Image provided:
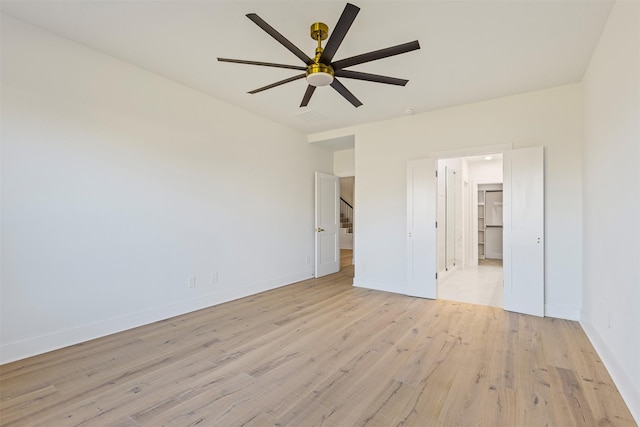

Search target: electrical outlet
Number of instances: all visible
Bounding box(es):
[211,272,218,284]
[188,276,196,288]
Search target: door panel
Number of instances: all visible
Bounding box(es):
[315,172,340,277]
[406,159,437,298]
[503,147,544,316]
[485,226,503,260]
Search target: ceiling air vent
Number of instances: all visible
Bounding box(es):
[294,110,328,123]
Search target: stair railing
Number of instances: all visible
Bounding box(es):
[340,197,353,233]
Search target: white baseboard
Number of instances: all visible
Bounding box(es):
[352,280,406,296]
[544,303,581,320]
[580,311,640,425]
[0,270,313,365]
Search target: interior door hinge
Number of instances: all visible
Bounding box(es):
[435,170,438,178]
[435,273,438,279]
[435,221,438,228]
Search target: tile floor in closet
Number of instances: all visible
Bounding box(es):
[438,258,503,308]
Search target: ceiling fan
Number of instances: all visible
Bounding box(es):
[217,3,420,108]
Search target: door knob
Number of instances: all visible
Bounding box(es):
[317,228,325,232]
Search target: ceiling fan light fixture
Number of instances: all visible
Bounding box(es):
[306,63,334,87]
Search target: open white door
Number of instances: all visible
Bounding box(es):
[503,147,544,316]
[407,159,437,298]
[315,172,340,277]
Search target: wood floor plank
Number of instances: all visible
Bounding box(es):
[0,259,635,426]
[514,314,557,426]
[433,305,497,425]
[271,298,428,425]
[559,320,636,426]
[130,373,258,426]
[475,308,517,427]
[0,385,58,418]
[349,379,416,427]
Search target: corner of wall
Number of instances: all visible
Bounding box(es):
[580,311,640,423]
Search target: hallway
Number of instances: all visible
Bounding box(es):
[437,259,503,308]
[340,249,353,273]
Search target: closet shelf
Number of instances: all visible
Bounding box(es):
[478,186,503,261]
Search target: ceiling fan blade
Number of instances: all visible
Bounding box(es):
[248,73,306,94]
[319,3,360,64]
[246,13,314,65]
[334,69,409,86]
[331,40,421,70]
[300,85,317,107]
[330,79,362,108]
[218,58,306,71]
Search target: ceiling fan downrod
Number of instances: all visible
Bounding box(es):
[307,22,334,87]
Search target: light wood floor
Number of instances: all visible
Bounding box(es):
[1,252,635,426]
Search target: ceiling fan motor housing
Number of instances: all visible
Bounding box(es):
[307,63,334,86]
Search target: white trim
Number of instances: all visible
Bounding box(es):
[429,143,513,160]
[308,130,356,144]
[580,311,640,424]
[0,270,313,364]
[352,281,409,296]
[544,303,580,321]
[437,264,459,283]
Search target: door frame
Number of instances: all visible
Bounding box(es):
[410,143,545,316]
[335,174,355,267]
[431,144,511,281]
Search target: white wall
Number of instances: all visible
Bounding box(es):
[333,148,355,177]
[467,159,503,184]
[0,15,332,363]
[316,84,583,320]
[581,1,640,421]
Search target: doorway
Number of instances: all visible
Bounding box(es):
[339,176,355,274]
[339,177,354,251]
[436,155,504,308]
[407,146,544,316]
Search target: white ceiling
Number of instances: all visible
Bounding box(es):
[1,1,613,135]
